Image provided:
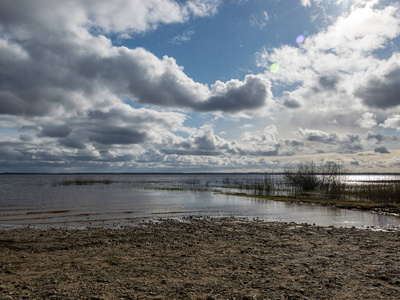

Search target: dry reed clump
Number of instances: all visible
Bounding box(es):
[234,173,276,196]
[52,177,113,186]
[347,182,400,203]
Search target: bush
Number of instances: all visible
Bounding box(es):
[284,161,320,191]
[284,161,345,196]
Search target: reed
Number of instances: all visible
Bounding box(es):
[347,182,400,203]
[53,177,114,186]
[283,162,400,204]
[233,173,276,196]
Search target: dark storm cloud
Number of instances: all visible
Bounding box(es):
[195,75,271,113]
[0,143,25,161]
[58,136,86,149]
[39,125,72,138]
[87,127,147,145]
[366,132,385,143]
[355,66,400,109]
[374,146,390,154]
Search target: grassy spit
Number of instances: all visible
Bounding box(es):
[235,161,400,214]
[225,193,400,215]
[149,162,400,215]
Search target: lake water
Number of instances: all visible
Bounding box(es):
[1,174,400,230]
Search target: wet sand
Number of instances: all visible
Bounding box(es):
[1,217,400,299]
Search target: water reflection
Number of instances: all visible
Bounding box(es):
[0,174,400,230]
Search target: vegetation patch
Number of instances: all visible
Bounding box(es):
[52,178,114,186]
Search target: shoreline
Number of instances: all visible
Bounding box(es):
[148,187,400,216]
[1,217,400,299]
[229,193,400,216]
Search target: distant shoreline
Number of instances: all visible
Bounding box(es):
[2,172,400,175]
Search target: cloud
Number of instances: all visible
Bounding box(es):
[366,131,385,144]
[160,125,229,156]
[251,1,400,156]
[58,137,87,150]
[83,0,221,34]
[355,112,377,129]
[196,75,272,113]
[19,134,33,142]
[240,124,254,129]
[157,125,298,158]
[257,3,400,119]
[88,128,147,145]
[38,125,72,138]
[296,128,363,153]
[242,125,277,144]
[281,92,301,108]
[374,146,390,154]
[317,74,339,91]
[366,131,398,144]
[250,11,269,29]
[0,0,399,172]
[380,114,400,130]
[355,61,400,109]
[0,1,270,116]
[20,105,186,151]
[112,53,272,113]
[296,128,339,144]
[170,29,195,44]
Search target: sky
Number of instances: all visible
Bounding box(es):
[1,0,400,173]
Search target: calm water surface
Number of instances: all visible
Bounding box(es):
[1,174,400,230]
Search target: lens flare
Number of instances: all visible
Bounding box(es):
[270,63,280,73]
[296,34,305,44]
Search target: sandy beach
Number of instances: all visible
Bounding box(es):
[1,217,400,299]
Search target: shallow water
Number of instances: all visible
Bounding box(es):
[1,174,400,230]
